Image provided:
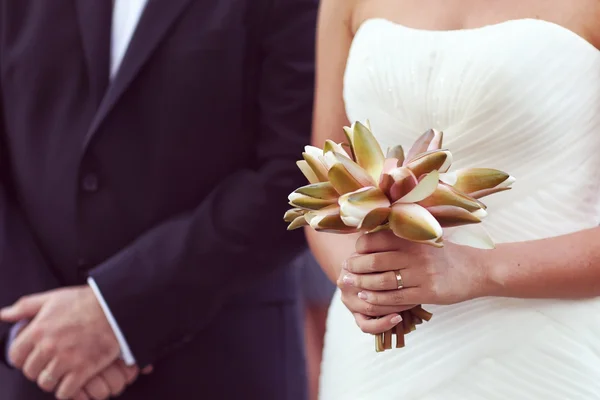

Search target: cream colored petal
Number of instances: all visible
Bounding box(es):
[406,149,453,177]
[288,192,337,210]
[287,215,309,230]
[386,145,405,166]
[351,121,385,182]
[302,152,329,182]
[395,170,439,204]
[405,129,435,162]
[469,187,511,199]
[426,205,482,227]
[283,208,306,223]
[444,225,495,249]
[441,168,515,198]
[339,187,390,227]
[382,157,400,174]
[304,145,323,160]
[296,160,320,184]
[295,182,339,199]
[359,207,391,231]
[389,203,443,242]
[418,182,485,212]
[306,205,358,233]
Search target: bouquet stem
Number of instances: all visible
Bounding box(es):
[375,305,433,352]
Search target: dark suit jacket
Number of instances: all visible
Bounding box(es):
[0,0,317,398]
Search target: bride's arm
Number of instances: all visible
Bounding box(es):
[342,226,600,317]
[306,0,360,282]
[483,227,600,299]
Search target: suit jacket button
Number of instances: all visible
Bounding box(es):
[82,173,99,192]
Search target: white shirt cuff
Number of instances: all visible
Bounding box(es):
[87,277,136,366]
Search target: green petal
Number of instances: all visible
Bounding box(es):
[418,183,485,212]
[406,150,453,177]
[441,168,514,197]
[389,203,443,242]
[283,208,306,222]
[295,182,339,199]
[426,205,482,227]
[339,187,390,227]
[288,193,337,210]
[323,140,351,159]
[328,164,364,195]
[332,152,376,186]
[287,215,309,230]
[395,170,439,204]
[359,207,391,230]
[302,152,328,182]
[343,126,356,160]
[296,160,319,184]
[352,121,385,182]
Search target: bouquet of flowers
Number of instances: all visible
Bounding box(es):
[284,121,514,351]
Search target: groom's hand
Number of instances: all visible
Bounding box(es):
[72,361,153,400]
[0,286,121,399]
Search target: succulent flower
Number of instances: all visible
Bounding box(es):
[285,121,514,249]
[285,120,515,352]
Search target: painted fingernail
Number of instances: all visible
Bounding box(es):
[358,292,368,300]
[390,315,403,324]
[342,274,354,286]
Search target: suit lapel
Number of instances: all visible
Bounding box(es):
[82,0,194,151]
[75,0,112,106]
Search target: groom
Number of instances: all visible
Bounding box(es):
[0,0,316,399]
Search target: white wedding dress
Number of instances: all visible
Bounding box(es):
[319,18,600,399]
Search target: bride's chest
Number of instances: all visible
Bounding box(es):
[343,19,600,174]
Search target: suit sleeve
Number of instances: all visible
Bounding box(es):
[0,133,62,366]
[89,0,318,367]
[0,8,63,367]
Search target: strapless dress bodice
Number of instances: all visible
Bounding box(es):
[344,18,600,243]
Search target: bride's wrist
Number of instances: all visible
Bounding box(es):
[473,245,508,298]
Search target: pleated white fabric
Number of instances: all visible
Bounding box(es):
[319,18,600,400]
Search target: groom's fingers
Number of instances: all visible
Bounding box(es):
[100,364,128,396]
[72,391,91,400]
[83,375,111,400]
[115,360,139,385]
[353,313,402,334]
[56,372,90,400]
[22,344,52,382]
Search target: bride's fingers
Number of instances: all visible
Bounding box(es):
[358,288,422,306]
[341,268,419,291]
[353,312,402,334]
[341,290,415,317]
[345,251,411,274]
[355,230,404,254]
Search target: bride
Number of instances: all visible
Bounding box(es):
[308,0,600,398]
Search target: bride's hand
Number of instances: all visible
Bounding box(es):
[337,268,415,334]
[342,230,487,310]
